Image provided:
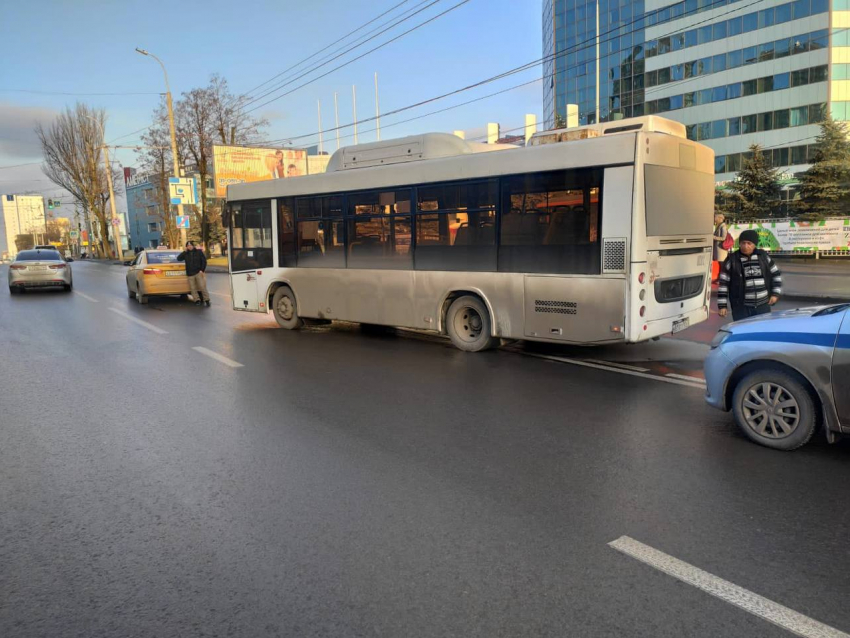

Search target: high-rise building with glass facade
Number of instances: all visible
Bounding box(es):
[544,0,834,180]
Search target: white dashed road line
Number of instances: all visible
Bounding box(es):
[75,291,99,303]
[665,373,707,385]
[107,308,168,335]
[609,536,850,638]
[191,346,243,368]
[583,359,650,373]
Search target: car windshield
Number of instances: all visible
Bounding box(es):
[812,303,850,317]
[146,252,181,264]
[15,250,62,261]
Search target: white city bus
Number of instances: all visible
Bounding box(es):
[225,115,714,351]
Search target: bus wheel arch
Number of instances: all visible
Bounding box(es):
[441,291,498,352]
[271,284,304,330]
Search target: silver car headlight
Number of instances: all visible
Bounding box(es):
[710,329,732,349]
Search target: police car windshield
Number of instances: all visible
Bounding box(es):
[812,304,850,317]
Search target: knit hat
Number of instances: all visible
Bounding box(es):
[738,229,759,246]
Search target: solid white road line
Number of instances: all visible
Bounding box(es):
[609,536,850,638]
[520,352,706,389]
[665,373,707,385]
[75,291,99,303]
[107,308,168,335]
[191,346,243,368]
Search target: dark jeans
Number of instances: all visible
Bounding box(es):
[731,303,771,322]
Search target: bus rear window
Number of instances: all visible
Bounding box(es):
[147,252,181,264]
[645,165,713,236]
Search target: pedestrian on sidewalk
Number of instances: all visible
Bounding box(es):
[712,213,730,283]
[177,241,211,307]
[717,229,782,321]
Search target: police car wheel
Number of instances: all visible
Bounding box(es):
[732,368,817,451]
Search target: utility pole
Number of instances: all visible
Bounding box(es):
[334,92,341,151]
[317,100,324,155]
[136,47,187,247]
[84,115,123,260]
[352,85,359,145]
[375,72,381,141]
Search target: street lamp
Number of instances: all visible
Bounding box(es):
[84,115,123,261]
[135,47,187,246]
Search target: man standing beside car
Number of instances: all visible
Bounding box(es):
[717,229,782,321]
[177,241,210,307]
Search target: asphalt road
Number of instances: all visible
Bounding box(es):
[1,261,849,638]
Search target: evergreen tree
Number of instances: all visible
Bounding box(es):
[726,143,781,220]
[796,117,850,221]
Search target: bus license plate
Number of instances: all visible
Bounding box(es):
[165,271,184,277]
[672,318,689,333]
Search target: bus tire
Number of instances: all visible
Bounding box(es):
[446,295,497,352]
[272,287,303,330]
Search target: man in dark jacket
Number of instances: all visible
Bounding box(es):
[717,229,782,321]
[177,241,210,307]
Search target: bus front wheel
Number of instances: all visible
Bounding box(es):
[446,295,497,352]
[273,287,304,330]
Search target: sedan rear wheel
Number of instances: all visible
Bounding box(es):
[136,284,148,305]
[732,369,817,451]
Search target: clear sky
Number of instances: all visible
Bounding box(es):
[0,0,543,210]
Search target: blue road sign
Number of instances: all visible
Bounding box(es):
[176,215,190,229]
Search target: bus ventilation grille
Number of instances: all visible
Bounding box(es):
[535,300,577,315]
[603,238,627,273]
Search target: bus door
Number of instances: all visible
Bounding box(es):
[229,200,272,312]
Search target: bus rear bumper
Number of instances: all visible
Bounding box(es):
[632,304,709,342]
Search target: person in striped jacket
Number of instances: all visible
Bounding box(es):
[717,229,783,321]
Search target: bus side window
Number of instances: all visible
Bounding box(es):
[278,197,296,267]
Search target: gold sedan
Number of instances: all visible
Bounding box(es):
[125,249,191,304]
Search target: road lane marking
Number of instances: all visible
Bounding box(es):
[209,291,230,298]
[583,359,650,373]
[665,373,707,385]
[191,346,243,368]
[75,291,98,303]
[518,351,706,389]
[609,536,850,638]
[107,308,168,335]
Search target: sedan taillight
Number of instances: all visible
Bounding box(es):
[10,265,26,270]
[142,268,161,275]
[49,264,66,270]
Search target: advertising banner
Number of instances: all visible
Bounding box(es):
[212,145,308,198]
[727,219,850,252]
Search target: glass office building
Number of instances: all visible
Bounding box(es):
[544,0,835,180]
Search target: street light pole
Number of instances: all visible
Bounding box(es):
[136,47,187,247]
[84,115,123,261]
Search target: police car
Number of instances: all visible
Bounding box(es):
[704,304,849,450]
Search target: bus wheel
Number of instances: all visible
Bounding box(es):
[447,295,496,352]
[273,287,303,330]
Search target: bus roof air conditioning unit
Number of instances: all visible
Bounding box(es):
[326,133,509,172]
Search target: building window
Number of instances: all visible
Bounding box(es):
[147,222,159,233]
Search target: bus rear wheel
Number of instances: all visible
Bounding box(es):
[446,295,497,352]
[273,287,303,330]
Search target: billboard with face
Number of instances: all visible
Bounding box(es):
[212,146,308,198]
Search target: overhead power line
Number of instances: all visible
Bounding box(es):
[0,89,162,96]
[237,0,417,102]
[243,0,472,114]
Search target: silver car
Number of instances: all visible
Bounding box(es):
[704,304,850,450]
[8,249,73,293]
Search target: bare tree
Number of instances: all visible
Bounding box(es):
[36,103,119,259]
[176,75,267,255]
[137,101,182,249]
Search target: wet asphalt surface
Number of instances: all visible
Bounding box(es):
[1,261,849,638]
